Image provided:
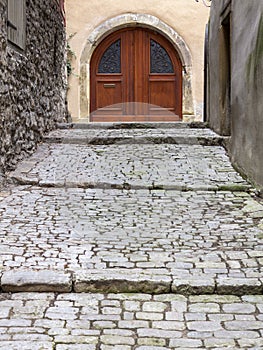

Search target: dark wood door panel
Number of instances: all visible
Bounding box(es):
[96,80,123,112]
[149,80,177,115]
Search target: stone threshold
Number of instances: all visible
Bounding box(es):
[1,270,262,296]
[57,121,209,130]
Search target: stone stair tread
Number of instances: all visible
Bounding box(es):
[44,126,228,147]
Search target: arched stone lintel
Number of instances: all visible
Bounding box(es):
[81,13,192,67]
[79,13,194,119]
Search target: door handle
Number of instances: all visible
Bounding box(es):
[104,84,116,88]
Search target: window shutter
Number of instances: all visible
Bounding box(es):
[8,0,25,50]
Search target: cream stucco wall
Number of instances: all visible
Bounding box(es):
[65,0,209,121]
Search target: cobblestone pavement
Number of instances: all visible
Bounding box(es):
[0,186,263,294]
[1,123,263,349]
[0,292,263,349]
[10,143,249,190]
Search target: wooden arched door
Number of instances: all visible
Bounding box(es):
[90,28,182,122]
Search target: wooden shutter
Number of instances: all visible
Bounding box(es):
[8,0,25,50]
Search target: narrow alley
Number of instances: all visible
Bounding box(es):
[0,122,263,349]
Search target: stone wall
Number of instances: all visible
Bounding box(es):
[208,0,263,190]
[0,0,67,174]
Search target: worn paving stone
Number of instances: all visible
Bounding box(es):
[0,293,261,349]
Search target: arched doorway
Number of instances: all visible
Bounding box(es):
[90,28,182,122]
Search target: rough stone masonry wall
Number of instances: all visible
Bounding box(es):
[208,0,263,191]
[0,0,66,174]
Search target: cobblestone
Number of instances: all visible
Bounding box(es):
[0,186,262,293]
[0,123,263,347]
[0,293,261,349]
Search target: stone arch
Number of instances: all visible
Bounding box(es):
[79,13,194,120]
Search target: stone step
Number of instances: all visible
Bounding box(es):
[1,268,263,295]
[44,126,228,146]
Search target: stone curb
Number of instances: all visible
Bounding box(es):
[9,176,251,192]
[73,276,171,294]
[1,270,263,295]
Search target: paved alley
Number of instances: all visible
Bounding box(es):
[0,122,263,349]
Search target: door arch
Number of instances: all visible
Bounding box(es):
[90,28,183,122]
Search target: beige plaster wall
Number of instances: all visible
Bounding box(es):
[65,0,209,121]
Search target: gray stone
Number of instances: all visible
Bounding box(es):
[100,335,135,346]
[222,303,256,314]
[169,339,203,348]
[217,278,262,295]
[187,321,222,332]
[189,303,220,313]
[142,302,167,312]
[224,320,263,330]
[172,278,215,295]
[0,342,53,350]
[204,338,236,348]
[1,270,72,292]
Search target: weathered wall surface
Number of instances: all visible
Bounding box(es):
[65,0,209,121]
[208,0,263,189]
[207,1,223,134]
[0,0,67,174]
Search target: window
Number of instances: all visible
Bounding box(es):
[98,39,121,74]
[150,39,174,73]
[7,0,26,50]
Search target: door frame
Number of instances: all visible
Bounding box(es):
[79,13,194,121]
